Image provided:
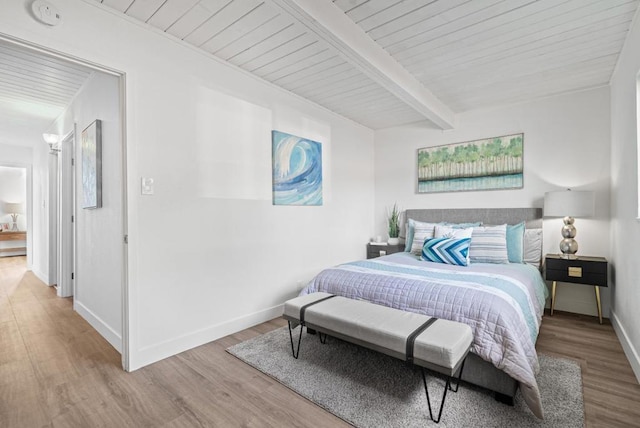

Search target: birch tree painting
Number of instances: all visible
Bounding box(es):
[417,134,523,193]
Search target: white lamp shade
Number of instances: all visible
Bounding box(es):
[42,133,60,144]
[544,190,594,218]
[4,202,24,214]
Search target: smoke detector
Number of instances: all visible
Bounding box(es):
[31,0,62,26]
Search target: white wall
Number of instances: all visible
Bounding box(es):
[46,72,123,352]
[0,143,32,165]
[0,0,374,369]
[610,10,640,382]
[374,87,611,317]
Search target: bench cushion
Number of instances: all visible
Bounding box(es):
[283,293,473,375]
[305,296,433,358]
[283,292,334,321]
[413,320,473,374]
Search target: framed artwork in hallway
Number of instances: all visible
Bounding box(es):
[81,119,102,209]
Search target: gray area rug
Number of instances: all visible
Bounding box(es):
[227,327,584,427]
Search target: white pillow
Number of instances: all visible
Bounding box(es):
[523,228,543,267]
[410,222,437,255]
[434,224,473,239]
[469,224,509,264]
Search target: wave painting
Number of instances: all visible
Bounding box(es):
[272,130,323,205]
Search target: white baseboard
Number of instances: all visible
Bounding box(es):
[610,309,640,384]
[31,267,50,285]
[130,304,283,371]
[75,300,122,353]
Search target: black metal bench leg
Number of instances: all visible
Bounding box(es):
[420,357,467,423]
[318,331,328,344]
[448,357,466,393]
[287,320,303,359]
[421,368,451,424]
[421,368,450,424]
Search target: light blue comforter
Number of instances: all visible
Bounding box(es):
[301,252,548,418]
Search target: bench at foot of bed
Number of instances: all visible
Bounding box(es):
[283,292,473,424]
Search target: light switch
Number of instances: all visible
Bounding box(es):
[141,177,154,195]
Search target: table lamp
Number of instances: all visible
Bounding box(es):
[4,202,24,231]
[544,189,594,259]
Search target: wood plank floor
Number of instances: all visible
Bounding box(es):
[1,256,639,427]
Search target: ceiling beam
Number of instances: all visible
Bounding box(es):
[269,0,456,129]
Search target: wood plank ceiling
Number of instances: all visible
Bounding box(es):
[0,40,93,146]
[334,0,639,112]
[93,0,639,129]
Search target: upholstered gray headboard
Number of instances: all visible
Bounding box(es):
[401,208,542,238]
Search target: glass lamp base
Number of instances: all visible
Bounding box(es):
[560,253,578,260]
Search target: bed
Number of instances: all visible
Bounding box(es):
[300,208,547,419]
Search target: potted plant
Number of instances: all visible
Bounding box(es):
[387,203,400,245]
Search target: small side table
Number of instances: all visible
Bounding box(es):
[544,254,608,324]
[367,243,404,259]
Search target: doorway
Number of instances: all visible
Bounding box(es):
[0,34,129,369]
[0,165,30,260]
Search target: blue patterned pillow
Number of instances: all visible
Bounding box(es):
[421,237,471,266]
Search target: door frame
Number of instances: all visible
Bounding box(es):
[0,163,32,266]
[48,154,58,286]
[0,33,130,371]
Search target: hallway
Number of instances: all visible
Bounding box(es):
[0,256,123,426]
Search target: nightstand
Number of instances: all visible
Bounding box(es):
[544,254,608,324]
[367,243,404,259]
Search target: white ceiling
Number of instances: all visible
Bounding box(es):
[0,0,637,149]
[336,0,639,112]
[0,39,93,148]
[90,0,639,129]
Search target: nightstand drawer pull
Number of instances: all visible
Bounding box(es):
[568,267,582,278]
